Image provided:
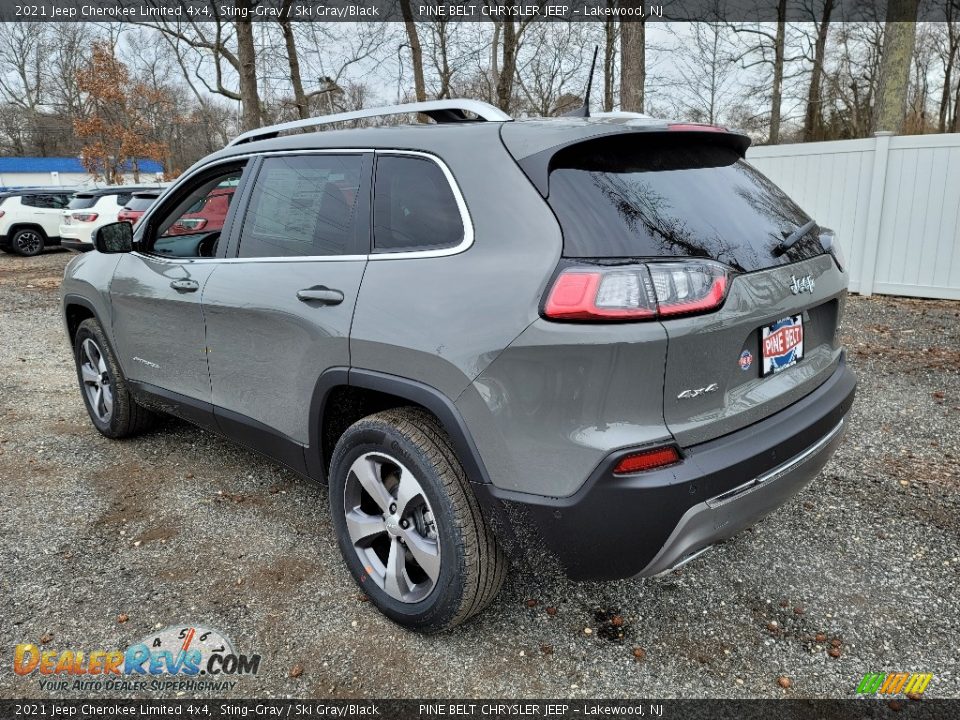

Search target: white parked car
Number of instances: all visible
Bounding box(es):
[0,188,77,256]
[60,185,165,252]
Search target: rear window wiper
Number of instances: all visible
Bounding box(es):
[775,219,817,255]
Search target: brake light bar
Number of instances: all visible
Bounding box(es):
[668,123,728,133]
[543,260,732,322]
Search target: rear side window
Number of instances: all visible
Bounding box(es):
[126,195,158,211]
[68,195,97,210]
[115,192,133,207]
[239,154,365,258]
[373,155,463,252]
[547,136,823,272]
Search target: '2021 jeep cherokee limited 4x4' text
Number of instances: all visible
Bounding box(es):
[61,100,856,632]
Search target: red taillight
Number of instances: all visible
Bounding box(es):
[543,268,656,320]
[176,218,207,231]
[543,260,732,322]
[72,213,99,222]
[0,210,4,218]
[668,123,728,133]
[614,446,681,474]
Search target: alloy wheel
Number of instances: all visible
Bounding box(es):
[343,452,441,604]
[15,231,42,255]
[80,338,114,423]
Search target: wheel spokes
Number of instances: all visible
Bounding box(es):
[394,469,422,518]
[345,508,387,545]
[351,456,394,514]
[401,528,441,582]
[384,537,411,600]
[80,363,99,385]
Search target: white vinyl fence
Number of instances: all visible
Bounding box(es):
[747,132,960,300]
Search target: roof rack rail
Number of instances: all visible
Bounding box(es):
[228,99,512,147]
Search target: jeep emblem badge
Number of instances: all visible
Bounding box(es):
[789,274,815,295]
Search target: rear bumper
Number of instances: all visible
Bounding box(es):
[479,353,856,581]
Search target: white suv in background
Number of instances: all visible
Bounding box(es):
[0,188,77,256]
[60,185,165,252]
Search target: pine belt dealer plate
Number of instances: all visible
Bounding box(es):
[761,315,804,375]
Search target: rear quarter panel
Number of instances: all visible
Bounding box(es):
[349,129,561,401]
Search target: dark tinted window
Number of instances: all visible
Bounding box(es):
[548,136,823,272]
[68,195,97,210]
[22,194,64,209]
[373,155,463,252]
[115,192,133,206]
[126,195,159,211]
[239,155,364,258]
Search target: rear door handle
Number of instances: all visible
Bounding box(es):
[170,279,200,292]
[297,286,344,305]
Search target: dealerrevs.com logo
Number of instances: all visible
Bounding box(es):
[14,625,260,693]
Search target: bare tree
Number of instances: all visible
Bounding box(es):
[670,22,738,124]
[873,0,920,132]
[603,13,618,111]
[802,0,835,140]
[620,10,645,111]
[400,0,427,103]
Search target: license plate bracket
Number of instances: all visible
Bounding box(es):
[761,315,804,376]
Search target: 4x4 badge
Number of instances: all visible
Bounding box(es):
[789,274,815,294]
[677,383,719,399]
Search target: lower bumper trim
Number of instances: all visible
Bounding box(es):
[636,418,847,577]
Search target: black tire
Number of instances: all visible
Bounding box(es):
[74,318,157,438]
[329,407,507,632]
[10,228,46,256]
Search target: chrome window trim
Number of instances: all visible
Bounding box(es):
[133,148,473,265]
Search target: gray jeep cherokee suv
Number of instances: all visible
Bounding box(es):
[61,99,856,632]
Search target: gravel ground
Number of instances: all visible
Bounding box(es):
[1,249,958,700]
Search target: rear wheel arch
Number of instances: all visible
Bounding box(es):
[308,369,492,489]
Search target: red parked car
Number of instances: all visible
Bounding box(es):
[165,186,234,236]
[117,190,163,226]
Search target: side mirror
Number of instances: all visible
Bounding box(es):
[93,222,133,254]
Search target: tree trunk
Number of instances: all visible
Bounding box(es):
[620,14,645,112]
[400,0,427,106]
[769,0,786,144]
[803,0,833,141]
[496,16,518,112]
[604,14,616,111]
[873,0,920,133]
[234,4,262,131]
[279,2,308,120]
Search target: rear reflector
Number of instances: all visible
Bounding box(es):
[543,260,732,322]
[613,446,681,474]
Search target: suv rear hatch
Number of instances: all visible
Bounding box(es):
[506,124,846,447]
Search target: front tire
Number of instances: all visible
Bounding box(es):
[329,408,506,632]
[73,318,157,438]
[10,228,45,256]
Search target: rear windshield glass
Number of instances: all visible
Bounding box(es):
[68,195,97,210]
[126,196,158,211]
[547,137,823,272]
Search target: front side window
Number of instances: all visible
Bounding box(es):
[373,155,463,252]
[146,165,244,258]
[238,154,365,258]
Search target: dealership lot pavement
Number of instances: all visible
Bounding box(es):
[1,250,958,699]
